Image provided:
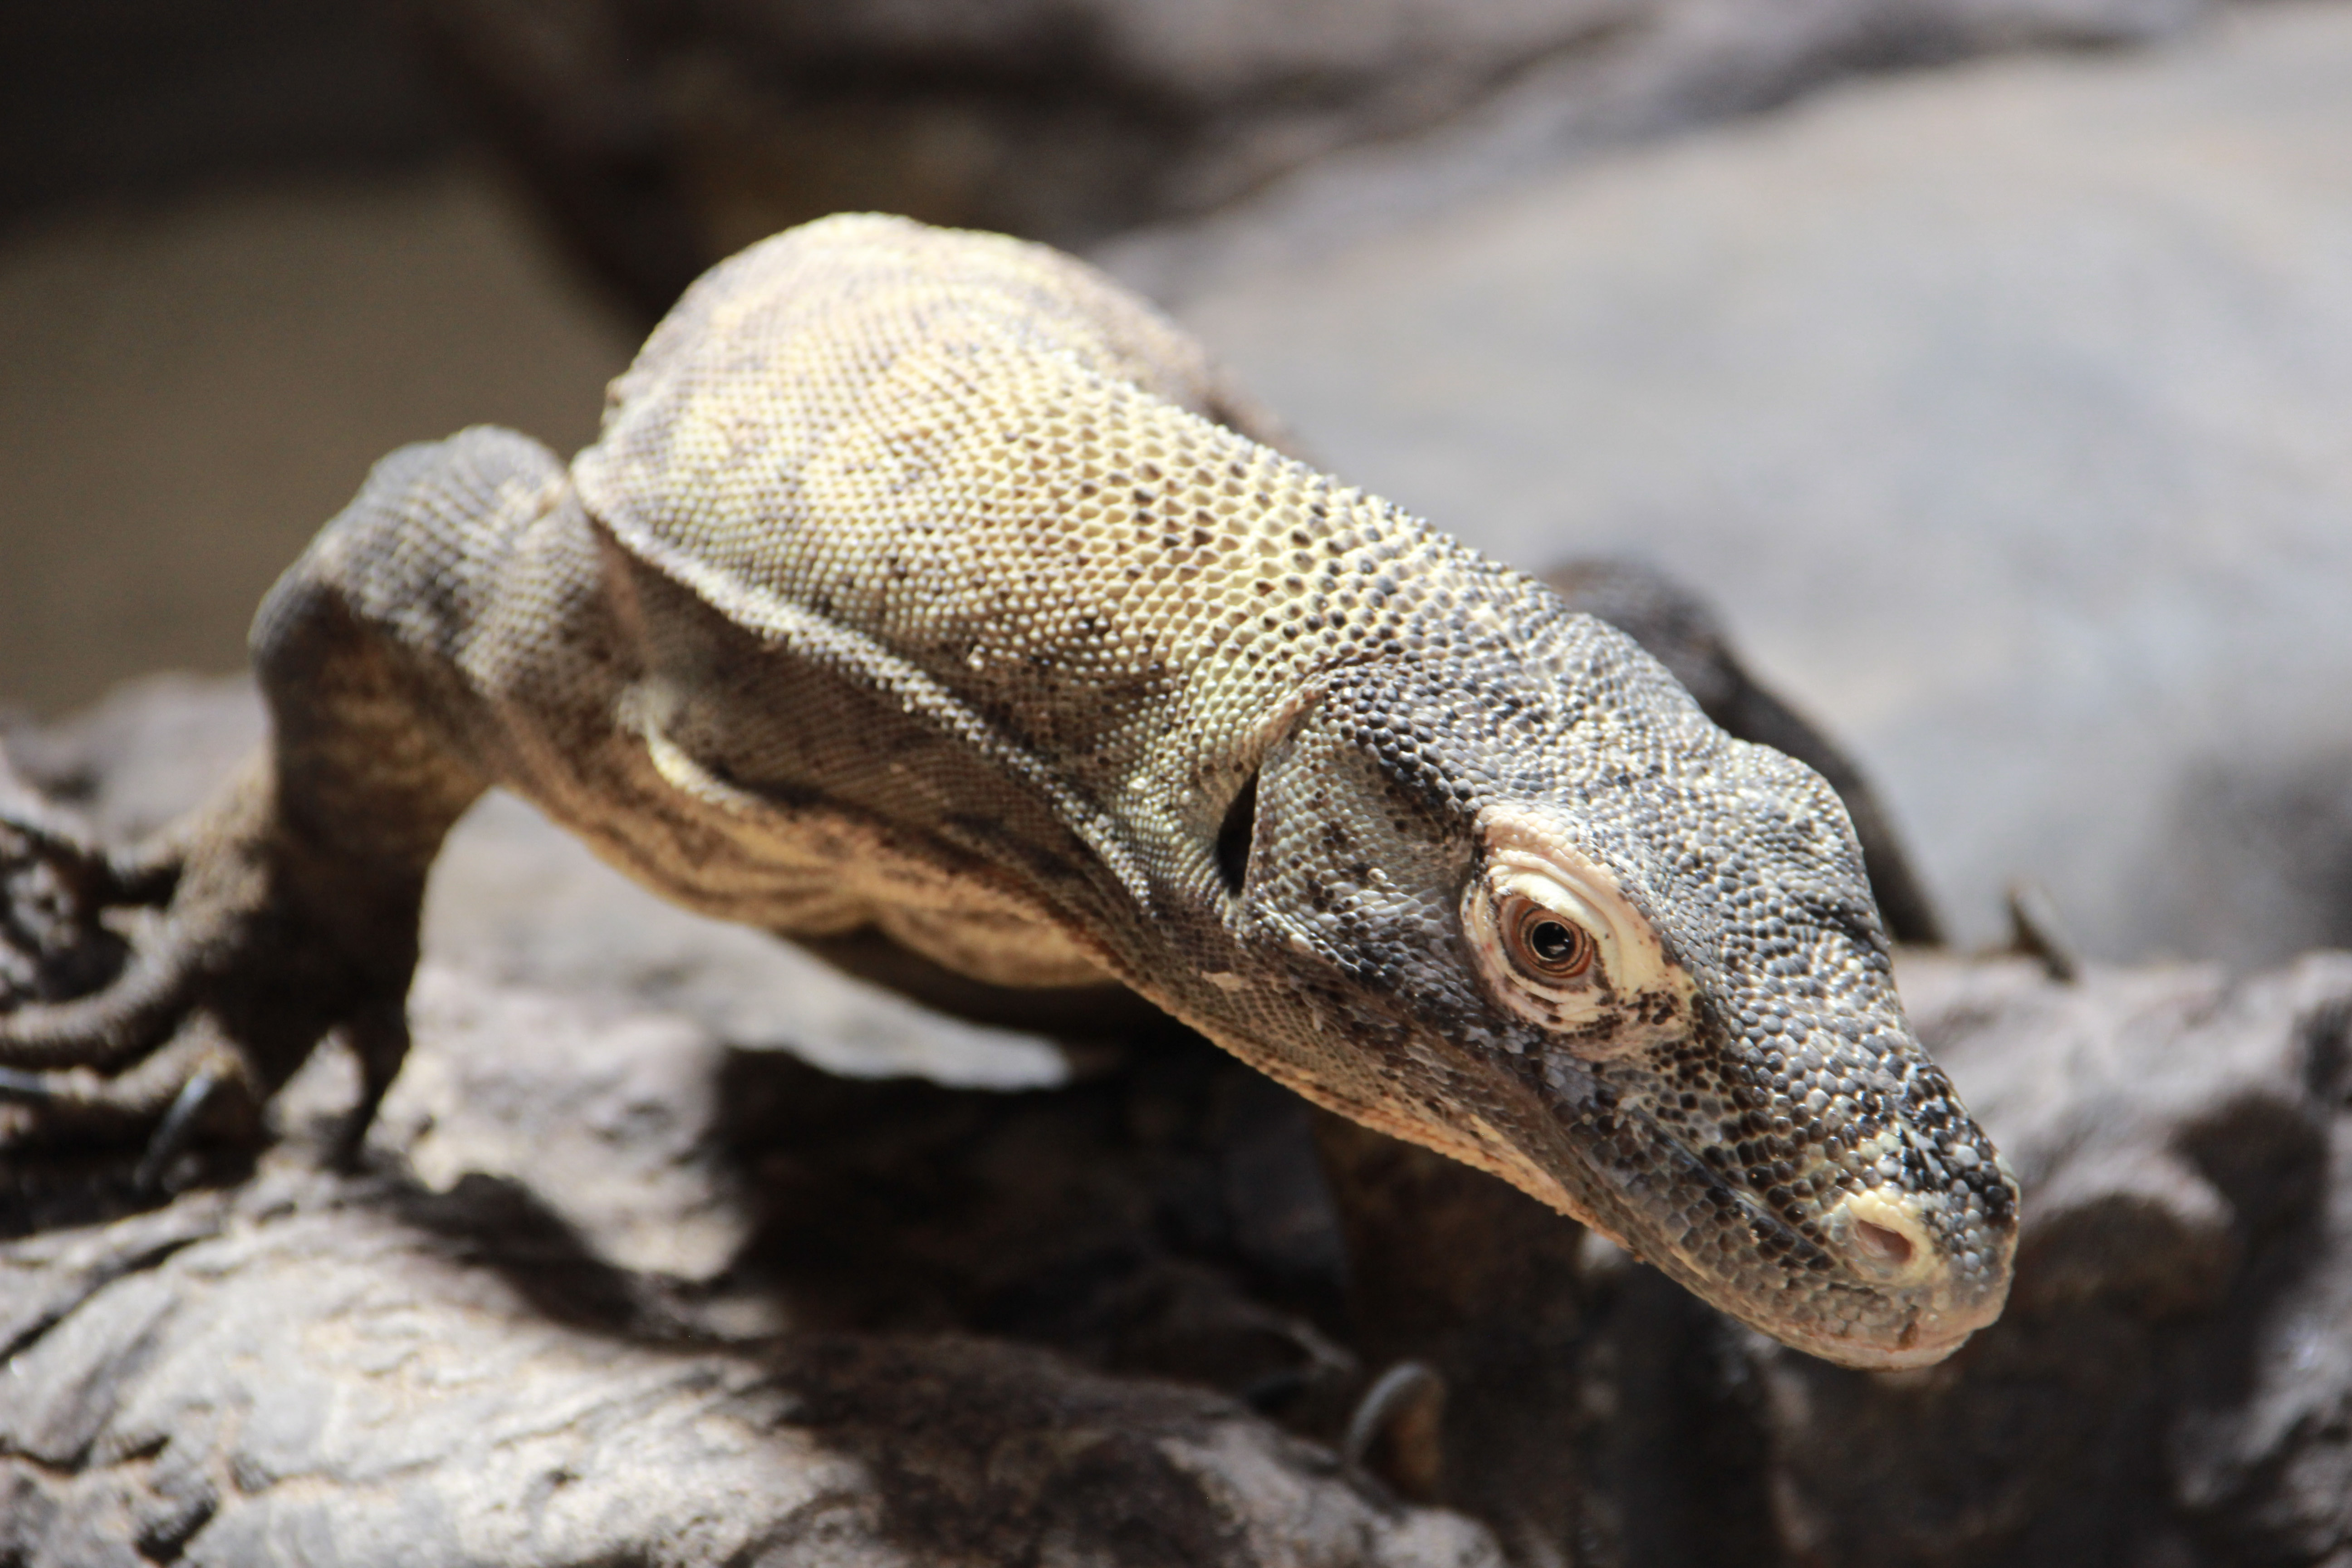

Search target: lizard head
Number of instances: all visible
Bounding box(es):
[1188,607,2017,1371]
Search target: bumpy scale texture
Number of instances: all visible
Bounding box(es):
[561,216,2016,1366]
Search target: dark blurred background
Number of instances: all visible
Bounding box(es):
[3,0,2349,962]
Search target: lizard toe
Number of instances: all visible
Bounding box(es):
[0,1011,263,1143]
[0,926,208,1071]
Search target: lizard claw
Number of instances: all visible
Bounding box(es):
[1343,1360,1447,1502]
[133,1066,230,1193]
[0,1011,262,1143]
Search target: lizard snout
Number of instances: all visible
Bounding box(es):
[1805,1181,2014,1368]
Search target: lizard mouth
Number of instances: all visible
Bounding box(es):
[1563,1097,2014,1371]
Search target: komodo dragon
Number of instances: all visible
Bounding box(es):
[0,214,2016,1370]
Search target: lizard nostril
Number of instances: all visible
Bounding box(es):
[1851,1218,1915,1268]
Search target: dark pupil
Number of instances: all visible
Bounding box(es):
[1528,920,1579,966]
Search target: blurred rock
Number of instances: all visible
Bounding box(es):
[0,674,265,840]
[2156,746,2352,972]
[413,0,2215,316]
[1155,2,2352,965]
[2171,1092,2352,1566]
[0,1174,1496,1568]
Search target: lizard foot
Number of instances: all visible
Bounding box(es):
[0,756,401,1187]
[0,773,261,1191]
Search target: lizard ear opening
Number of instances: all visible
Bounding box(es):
[1215,767,1260,899]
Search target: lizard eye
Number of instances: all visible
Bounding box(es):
[1500,894,1597,982]
[1464,807,1697,1049]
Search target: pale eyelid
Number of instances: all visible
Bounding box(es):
[1465,806,1696,1048]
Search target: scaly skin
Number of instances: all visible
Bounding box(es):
[0,215,2016,1367]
